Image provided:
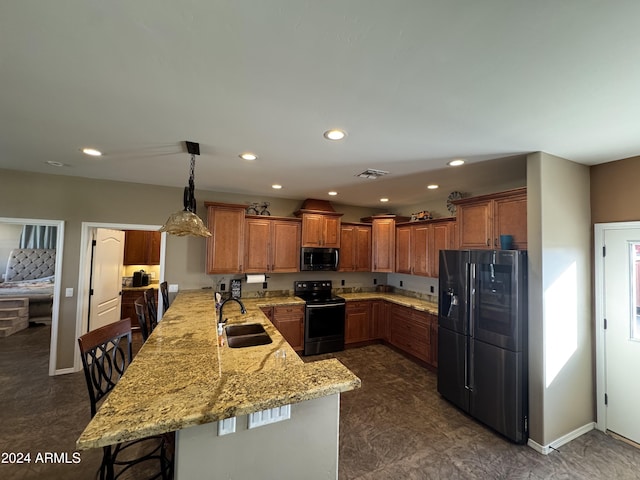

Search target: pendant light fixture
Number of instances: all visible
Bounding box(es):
[159,141,212,237]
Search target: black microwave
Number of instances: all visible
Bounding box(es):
[300,247,339,271]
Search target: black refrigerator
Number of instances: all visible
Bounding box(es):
[437,249,528,444]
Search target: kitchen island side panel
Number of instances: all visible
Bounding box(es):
[175,394,340,480]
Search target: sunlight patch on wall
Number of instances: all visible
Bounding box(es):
[544,261,578,388]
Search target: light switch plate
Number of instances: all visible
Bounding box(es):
[217,417,236,436]
[65,288,73,297]
[168,284,179,293]
[247,404,291,429]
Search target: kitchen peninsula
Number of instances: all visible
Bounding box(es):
[76,291,361,479]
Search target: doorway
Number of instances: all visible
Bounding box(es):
[75,222,166,372]
[595,221,640,445]
[0,217,65,376]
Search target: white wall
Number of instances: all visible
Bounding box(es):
[527,152,593,448]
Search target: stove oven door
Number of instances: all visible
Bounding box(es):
[304,303,346,355]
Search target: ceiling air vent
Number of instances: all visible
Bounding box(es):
[356,168,389,179]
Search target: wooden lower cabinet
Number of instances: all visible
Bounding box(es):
[389,304,430,363]
[345,301,371,344]
[370,300,388,341]
[271,305,304,351]
[121,289,158,326]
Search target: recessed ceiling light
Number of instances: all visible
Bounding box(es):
[380,198,389,203]
[328,191,338,196]
[82,147,102,157]
[323,129,346,141]
[448,159,465,167]
[272,184,282,189]
[239,152,257,161]
[427,184,439,190]
[46,161,65,167]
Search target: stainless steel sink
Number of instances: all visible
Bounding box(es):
[225,323,266,337]
[225,323,272,348]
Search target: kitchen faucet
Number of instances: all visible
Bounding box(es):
[218,297,247,325]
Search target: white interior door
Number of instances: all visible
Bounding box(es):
[89,228,125,331]
[604,227,640,444]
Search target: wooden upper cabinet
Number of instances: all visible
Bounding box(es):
[456,188,527,250]
[395,225,412,274]
[339,223,371,272]
[364,215,409,272]
[299,213,342,248]
[245,217,301,273]
[428,218,456,277]
[371,217,395,272]
[123,230,161,265]
[395,220,453,277]
[205,202,247,274]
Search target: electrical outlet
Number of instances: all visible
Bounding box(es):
[341,279,345,286]
[430,286,434,293]
[373,278,377,285]
[400,281,403,287]
[220,283,226,291]
[262,282,268,289]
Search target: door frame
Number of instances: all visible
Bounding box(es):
[75,222,166,372]
[594,221,640,432]
[0,217,65,376]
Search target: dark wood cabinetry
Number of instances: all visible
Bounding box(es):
[123,230,161,265]
[345,301,371,344]
[455,187,527,250]
[205,202,247,274]
[338,223,371,272]
[395,218,455,277]
[363,215,410,273]
[370,300,388,341]
[299,213,342,248]
[272,304,304,352]
[121,288,157,323]
[388,304,431,364]
[244,217,301,273]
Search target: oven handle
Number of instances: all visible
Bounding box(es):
[305,303,345,309]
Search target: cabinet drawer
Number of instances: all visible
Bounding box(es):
[392,316,430,344]
[273,305,304,319]
[391,330,429,361]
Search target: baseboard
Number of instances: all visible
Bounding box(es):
[53,366,76,376]
[527,422,596,455]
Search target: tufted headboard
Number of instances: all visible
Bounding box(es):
[4,249,56,282]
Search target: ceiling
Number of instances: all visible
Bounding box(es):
[1,1,639,210]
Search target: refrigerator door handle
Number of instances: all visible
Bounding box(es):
[467,340,474,392]
[469,263,476,339]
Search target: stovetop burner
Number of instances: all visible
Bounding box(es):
[294,280,345,305]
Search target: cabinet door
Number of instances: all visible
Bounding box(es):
[322,216,341,248]
[370,300,388,341]
[345,301,370,344]
[206,205,245,274]
[372,219,396,272]
[458,200,492,249]
[428,313,438,368]
[353,226,372,271]
[123,230,148,265]
[273,305,304,351]
[147,231,161,264]
[244,218,271,273]
[429,222,451,278]
[338,225,355,271]
[271,220,300,272]
[301,214,323,247]
[395,225,412,274]
[493,194,527,250]
[412,224,429,276]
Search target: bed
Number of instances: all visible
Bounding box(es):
[0,249,55,321]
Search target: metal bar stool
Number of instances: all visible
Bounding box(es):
[143,288,159,333]
[78,318,173,479]
[134,297,150,342]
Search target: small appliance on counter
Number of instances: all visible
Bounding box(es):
[132,270,150,287]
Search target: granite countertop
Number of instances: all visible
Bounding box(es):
[76,291,360,450]
[339,292,438,315]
